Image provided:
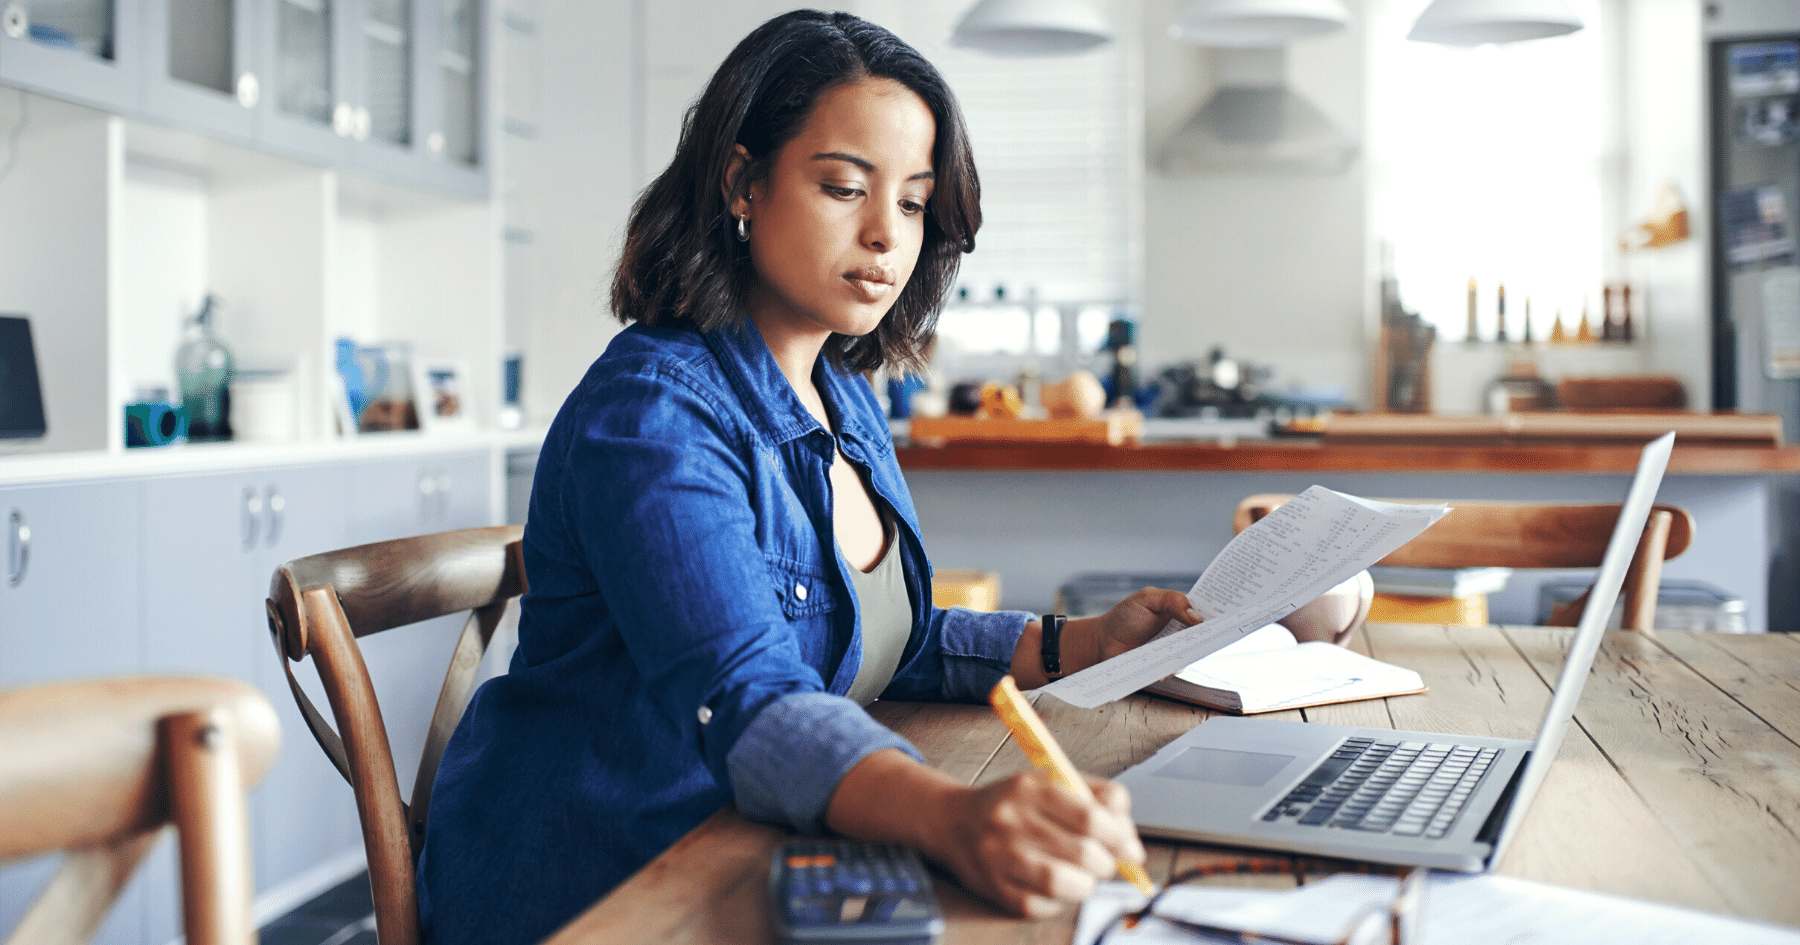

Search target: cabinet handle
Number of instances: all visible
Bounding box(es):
[419,471,438,523]
[264,485,285,548]
[427,131,446,160]
[7,509,27,588]
[242,486,263,552]
[236,71,260,109]
[353,106,372,141]
[2,5,25,41]
[333,102,355,137]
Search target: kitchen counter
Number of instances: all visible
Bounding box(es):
[894,438,1800,475]
[893,430,1791,630]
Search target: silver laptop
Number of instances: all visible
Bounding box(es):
[1115,432,1676,872]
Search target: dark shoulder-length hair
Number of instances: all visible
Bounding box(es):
[609,9,980,375]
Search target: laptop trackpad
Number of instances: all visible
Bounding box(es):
[1151,747,1295,787]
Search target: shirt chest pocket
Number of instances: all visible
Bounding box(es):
[765,554,838,618]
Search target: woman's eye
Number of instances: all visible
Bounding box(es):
[823,184,862,199]
[900,199,926,215]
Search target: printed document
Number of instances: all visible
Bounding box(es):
[1075,874,1800,944]
[1041,486,1448,708]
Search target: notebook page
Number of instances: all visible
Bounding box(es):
[1172,641,1425,714]
[1042,486,1447,708]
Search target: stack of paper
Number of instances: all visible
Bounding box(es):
[1368,566,1512,598]
[1043,486,1449,709]
[1075,874,1800,944]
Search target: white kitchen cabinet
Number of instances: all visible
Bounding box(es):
[0,477,146,945]
[136,463,363,945]
[0,441,510,944]
[340,449,492,827]
[0,0,144,113]
[2,0,489,196]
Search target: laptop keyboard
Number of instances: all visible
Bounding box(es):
[1260,737,1502,839]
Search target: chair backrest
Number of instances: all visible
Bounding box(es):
[263,525,525,945]
[0,676,279,945]
[1234,496,1695,630]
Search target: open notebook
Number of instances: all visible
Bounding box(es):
[1144,624,1425,714]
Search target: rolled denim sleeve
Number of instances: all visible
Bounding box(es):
[727,692,923,834]
[930,607,1032,702]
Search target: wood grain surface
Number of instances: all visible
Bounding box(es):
[544,629,1800,945]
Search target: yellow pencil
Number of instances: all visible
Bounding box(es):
[988,675,1156,896]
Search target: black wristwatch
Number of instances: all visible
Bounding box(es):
[1040,613,1066,678]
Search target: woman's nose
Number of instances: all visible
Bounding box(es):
[862,202,901,253]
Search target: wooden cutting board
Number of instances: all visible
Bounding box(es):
[906,411,1143,446]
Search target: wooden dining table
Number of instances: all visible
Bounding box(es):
[544,625,1800,944]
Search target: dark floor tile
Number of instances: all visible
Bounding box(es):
[257,918,352,945]
[287,871,376,923]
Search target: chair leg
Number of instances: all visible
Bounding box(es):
[163,708,255,945]
[8,831,158,945]
[1621,511,1674,632]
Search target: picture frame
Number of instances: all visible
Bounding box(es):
[413,359,473,433]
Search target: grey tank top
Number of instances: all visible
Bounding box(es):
[842,529,915,706]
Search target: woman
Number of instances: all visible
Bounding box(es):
[415,11,1200,944]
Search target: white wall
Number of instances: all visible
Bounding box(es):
[0,97,112,454]
[505,0,654,426]
[509,1,1726,419]
[1140,0,1372,404]
[1622,0,1711,409]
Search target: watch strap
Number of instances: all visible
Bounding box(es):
[1040,613,1066,678]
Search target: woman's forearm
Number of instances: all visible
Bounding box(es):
[823,748,965,858]
[1008,617,1102,691]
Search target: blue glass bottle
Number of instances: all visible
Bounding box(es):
[176,295,234,441]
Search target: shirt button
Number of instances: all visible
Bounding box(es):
[697,705,713,724]
[794,583,808,601]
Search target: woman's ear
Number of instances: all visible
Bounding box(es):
[721,144,753,218]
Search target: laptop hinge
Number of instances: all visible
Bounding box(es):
[1476,750,1531,845]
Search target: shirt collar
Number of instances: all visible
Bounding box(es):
[703,318,881,450]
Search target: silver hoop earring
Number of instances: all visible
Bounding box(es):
[736,215,749,242]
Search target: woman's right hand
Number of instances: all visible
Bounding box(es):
[924,769,1146,917]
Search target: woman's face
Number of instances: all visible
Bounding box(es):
[738,77,937,347]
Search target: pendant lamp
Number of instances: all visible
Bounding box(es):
[1169,0,1350,48]
[1407,0,1583,45]
[950,0,1114,56]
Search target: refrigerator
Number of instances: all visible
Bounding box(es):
[1710,35,1800,629]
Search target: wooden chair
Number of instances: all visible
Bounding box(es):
[0,675,279,945]
[263,525,527,945]
[1234,496,1694,631]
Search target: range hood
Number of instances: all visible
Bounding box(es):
[1156,47,1358,175]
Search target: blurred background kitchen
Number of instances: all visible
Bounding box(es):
[2,2,1799,941]
[4,0,1799,634]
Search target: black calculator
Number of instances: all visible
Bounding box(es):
[768,840,944,945]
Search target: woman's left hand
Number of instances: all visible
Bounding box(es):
[1012,587,1201,689]
[1090,587,1202,663]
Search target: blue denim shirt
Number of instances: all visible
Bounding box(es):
[415,320,1030,945]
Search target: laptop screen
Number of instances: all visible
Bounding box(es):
[1488,431,1675,865]
[0,315,48,440]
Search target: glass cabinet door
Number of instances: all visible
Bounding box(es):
[358,0,411,149]
[433,0,476,167]
[260,0,347,163]
[0,0,141,110]
[144,0,259,139]
[277,0,332,127]
[6,0,113,60]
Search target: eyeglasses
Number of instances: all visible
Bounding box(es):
[1089,858,1425,945]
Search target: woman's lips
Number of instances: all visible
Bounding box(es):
[844,266,896,304]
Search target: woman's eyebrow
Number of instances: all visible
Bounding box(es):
[811,151,935,181]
